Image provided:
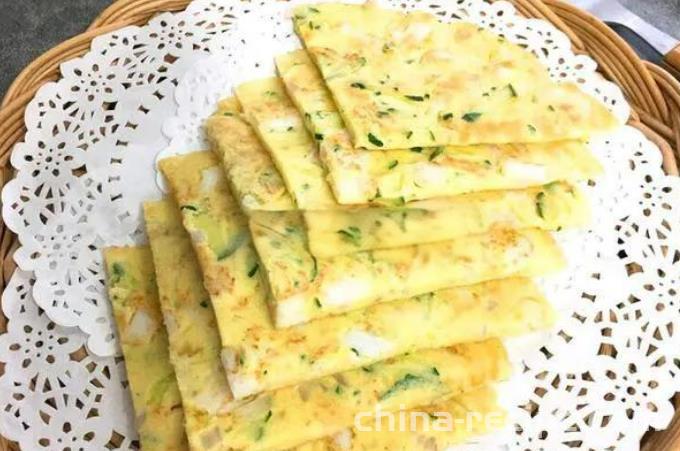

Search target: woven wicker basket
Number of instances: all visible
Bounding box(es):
[1,0,679,449]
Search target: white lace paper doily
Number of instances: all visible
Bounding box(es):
[1,0,271,356]
[2,0,679,450]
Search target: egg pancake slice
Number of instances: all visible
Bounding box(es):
[158,151,546,398]
[236,276,554,389]
[276,49,603,204]
[302,386,505,451]
[203,93,589,261]
[112,231,507,449]
[143,201,239,417]
[304,182,588,258]
[205,98,296,212]
[250,208,564,326]
[142,201,513,449]
[103,247,188,451]
[158,151,274,398]
[235,78,337,210]
[297,386,504,451]
[293,3,619,150]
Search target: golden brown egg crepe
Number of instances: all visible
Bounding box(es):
[109,231,506,450]
[293,3,619,150]
[304,182,589,257]
[276,49,603,205]
[143,198,511,449]
[103,247,188,451]
[158,152,554,400]
[235,78,338,210]
[250,208,564,327]
[205,99,296,212]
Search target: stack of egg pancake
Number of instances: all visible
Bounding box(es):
[103,3,618,450]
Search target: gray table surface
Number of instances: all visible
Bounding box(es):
[0,0,678,98]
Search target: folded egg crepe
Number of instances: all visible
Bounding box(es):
[276,49,603,204]
[158,151,552,395]
[103,247,188,451]
[304,182,589,257]
[250,208,564,326]
[292,3,619,150]
[144,199,511,449]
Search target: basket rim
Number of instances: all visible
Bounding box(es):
[1,0,679,450]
